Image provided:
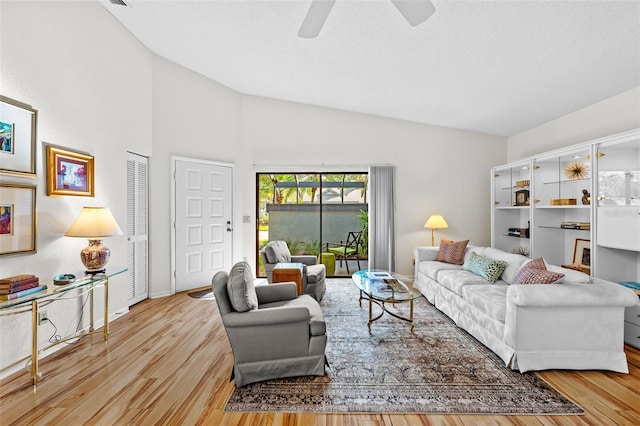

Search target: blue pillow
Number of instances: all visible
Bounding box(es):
[462,252,508,284]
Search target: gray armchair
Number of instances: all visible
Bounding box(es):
[260,240,326,301]
[212,262,327,387]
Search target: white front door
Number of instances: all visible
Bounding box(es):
[173,158,233,292]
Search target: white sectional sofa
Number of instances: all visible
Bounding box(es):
[413,244,639,373]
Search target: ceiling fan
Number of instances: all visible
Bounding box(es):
[298,0,436,38]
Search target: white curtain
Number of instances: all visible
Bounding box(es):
[369,165,395,271]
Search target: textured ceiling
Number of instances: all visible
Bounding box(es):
[99,0,640,137]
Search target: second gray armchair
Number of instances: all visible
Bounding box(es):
[260,240,326,301]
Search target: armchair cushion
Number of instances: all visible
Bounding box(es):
[227,261,258,312]
[264,240,291,263]
[260,294,326,336]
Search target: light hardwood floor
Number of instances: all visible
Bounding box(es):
[1,283,639,426]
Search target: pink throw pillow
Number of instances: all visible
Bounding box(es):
[513,257,564,284]
[435,238,469,265]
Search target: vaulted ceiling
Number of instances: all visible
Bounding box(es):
[100,0,640,137]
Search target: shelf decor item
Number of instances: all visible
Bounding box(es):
[514,189,529,206]
[46,146,95,197]
[550,198,577,205]
[65,207,123,273]
[0,183,37,256]
[572,238,591,271]
[564,161,589,180]
[0,95,37,177]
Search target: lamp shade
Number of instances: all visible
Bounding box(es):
[424,214,448,230]
[65,207,123,273]
[65,207,123,238]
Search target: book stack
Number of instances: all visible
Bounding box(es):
[619,281,640,295]
[0,274,46,300]
[560,221,590,230]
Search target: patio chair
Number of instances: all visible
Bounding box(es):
[325,231,362,274]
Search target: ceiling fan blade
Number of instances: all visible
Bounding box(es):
[298,0,337,38]
[390,0,436,27]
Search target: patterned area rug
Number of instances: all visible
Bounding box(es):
[225,279,584,415]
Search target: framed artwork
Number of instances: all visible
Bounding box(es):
[46,146,95,197]
[0,183,37,256]
[572,238,591,270]
[0,95,37,177]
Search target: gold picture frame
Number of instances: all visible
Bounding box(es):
[0,95,37,177]
[572,238,591,270]
[0,183,37,256]
[46,146,94,197]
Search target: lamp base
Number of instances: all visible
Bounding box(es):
[80,239,110,273]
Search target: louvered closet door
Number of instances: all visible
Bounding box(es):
[126,152,149,306]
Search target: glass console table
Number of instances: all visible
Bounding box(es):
[0,267,127,385]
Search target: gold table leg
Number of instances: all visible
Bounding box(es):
[31,300,39,385]
[103,278,109,340]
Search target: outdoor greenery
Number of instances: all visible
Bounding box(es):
[257,172,369,275]
[357,209,368,257]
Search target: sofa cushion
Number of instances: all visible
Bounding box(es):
[264,241,291,263]
[483,247,529,284]
[227,261,259,312]
[436,238,469,265]
[513,258,564,284]
[438,269,492,296]
[418,260,462,281]
[462,283,508,324]
[462,252,508,284]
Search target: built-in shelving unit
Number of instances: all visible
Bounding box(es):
[491,128,639,280]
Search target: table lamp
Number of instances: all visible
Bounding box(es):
[65,207,123,274]
[424,214,448,246]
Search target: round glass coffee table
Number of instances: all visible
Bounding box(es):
[351,270,421,333]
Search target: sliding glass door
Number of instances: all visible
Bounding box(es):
[256,172,368,277]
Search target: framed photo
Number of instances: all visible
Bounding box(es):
[46,146,94,197]
[515,189,530,206]
[572,238,591,270]
[0,95,37,177]
[0,183,37,256]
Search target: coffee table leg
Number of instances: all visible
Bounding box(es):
[410,298,415,333]
[368,297,372,334]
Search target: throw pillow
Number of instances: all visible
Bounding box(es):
[513,257,564,284]
[462,252,508,284]
[226,261,259,312]
[435,238,469,265]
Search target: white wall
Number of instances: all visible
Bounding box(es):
[146,62,507,297]
[149,55,241,298]
[238,96,507,276]
[0,1,152,378]
[507,87,640,161]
